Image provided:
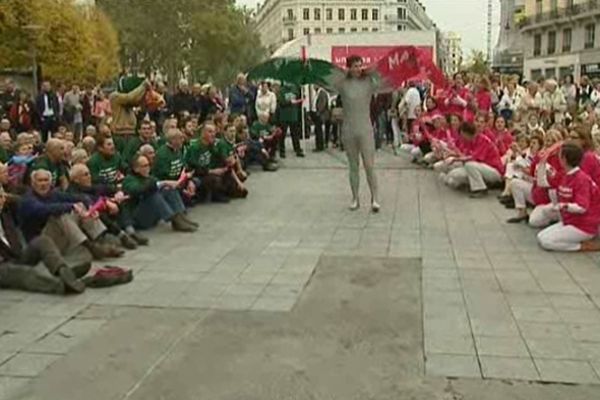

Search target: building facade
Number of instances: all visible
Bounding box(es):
[442,32,463,75]
[520,0,600,81]
[493,0,525,74]
[254,0,436,52]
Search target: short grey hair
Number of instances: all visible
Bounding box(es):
[69,163,89,180]
[31,169,52,181]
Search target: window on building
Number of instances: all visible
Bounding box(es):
[397,24,406,31]
[315,27,321,34]
[326,8,333,20]
[351,27,357,32]
[585,24,596,49]
[550,0,558,11]
[535,0,542,14]
[562,28,572,52]
[531,69,542,80]
[350,8,357,20]
[287,9,294,19]
[533,33,542,56]
[547,31,556,54]
[303,8,309,20]
[339,27,345,33]
[362,9,369,20]
[545,68,556,79]
[303,28,310,35]
[287,29,294,40]
[362,27,369,32]
[372,9,379,21]
[314,8,321,21]
[326,27,333,33]
[397,7,406,19]
[339,8,345,21]
[559,66,574,80]
[372,27,379,32]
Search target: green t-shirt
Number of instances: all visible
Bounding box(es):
[122,173,158,210]
[29,155,67,187]
[87,152,124,186]
[0,147,10,163]
[250,121,273,140]
[276,86,301,123]
[122,136,158,166]
[153,144,185,180]
[185,140,216,172]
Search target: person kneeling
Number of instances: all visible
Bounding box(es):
[537,142,600,252]
[122,155,197,232]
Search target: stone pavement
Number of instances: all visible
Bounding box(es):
[1,147,600,399]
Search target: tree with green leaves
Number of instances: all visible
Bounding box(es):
[463,50,490,76]
[97,0,266,87]
[0,0,120,84]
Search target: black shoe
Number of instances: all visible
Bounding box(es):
[312,148,324,153]
[182,215,199,227]
[120,234,138,250]
[498,195,512,203]
[212,193,230,203]
[71,261,92,279]
[263,162,278,172]
[507,215,529,224]
[131,232,149,246]
[296,151,305,158]
[469,190,488,198]
[504,201,516,209]
[58,266,85,294]
[279,153,286,159]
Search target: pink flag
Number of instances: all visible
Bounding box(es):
[373,47,420,88]
[415,49,447,88]
[88,197,107,215]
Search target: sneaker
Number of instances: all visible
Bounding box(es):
[85,241,108,260]
[131,232,149,246]
[58,266,85,294]
[182,215,199,227]
[349,199,360,211]
[120,234,138,250]
[469,190,488,199]
[105,245,125,258]
[506,215,529,224]
[171,214,197,232]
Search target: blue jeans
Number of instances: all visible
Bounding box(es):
[132,189,185,230]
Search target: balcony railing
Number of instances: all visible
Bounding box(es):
[282,15,297,24]
[519,0,599,29]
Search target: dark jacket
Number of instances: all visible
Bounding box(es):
[0,208,24,260]
[18,189,88,242]
[171,91,194,116]
[35,91,60,121]
[67,182,116,202]
[228,85,250,115]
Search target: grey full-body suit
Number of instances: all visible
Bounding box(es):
[337,76,379,203]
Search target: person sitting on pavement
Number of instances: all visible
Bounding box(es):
[248,112,280,171]
[0,185,89,294]
[87,136,126,190]
[68,163,147,249]
[153,128,198,204]
[122,120,158,167]
[19,169,123,260]
[122,154,197,232]
[28,138,69,190]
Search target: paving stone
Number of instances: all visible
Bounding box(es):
[0,353,61,377]
[568,324,600,342]
[0,377,31,399]
[425,354,481,378]
[251,296,297,312]
[518,322,570,340]
[212,295,258,311]
[547,294,596,309]
[480,356,540,381]
[525,338,586,360]
[534,359,600,384]
[424,335,476,355]
[475,336,530,358]
[222,283,267,298]
[469,318,520,337]
[504,294,550,308]
[511,306,562,323]
[0,353,14,367]
[555,308,600,325]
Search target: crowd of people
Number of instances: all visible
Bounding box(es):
[2,68,600,294]
[0,73,310,295]
[394,72,600,253]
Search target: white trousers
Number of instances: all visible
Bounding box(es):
[434,159,463,173]
[511,179,534,209]
[537,222,595,252]
[446,161,502,192]
[423,152,438,165]
[529,204,560,228]
[391,117,403,148]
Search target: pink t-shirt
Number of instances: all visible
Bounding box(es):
[559,169,600,234]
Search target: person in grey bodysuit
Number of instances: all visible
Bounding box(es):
[335,55,380,212]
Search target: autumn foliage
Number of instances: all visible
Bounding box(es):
[0,0,120,85]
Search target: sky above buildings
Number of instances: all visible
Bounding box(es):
[237,0,501,56]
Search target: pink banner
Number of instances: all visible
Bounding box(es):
[331,46,433,68]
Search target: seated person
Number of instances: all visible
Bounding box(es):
[122,155,197,232]
[122,120,158,167]
[28,138,69,190]
[249,111,281,171]
[69,164,147,249]
[81,136,96,156]
[19,169,123,260]
[442,122,504,198]
[538,142,600,252]
[87,136,125,189]
[186,123,238,202]
[0,185,88,294]
[153,128,198,204]
[7,137,36,193]
[215,123,248,184]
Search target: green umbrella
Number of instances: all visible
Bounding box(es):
[247,57,344,90]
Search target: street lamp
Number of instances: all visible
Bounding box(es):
[23,24,43,95]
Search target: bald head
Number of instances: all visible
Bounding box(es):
[45,139,65,162]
